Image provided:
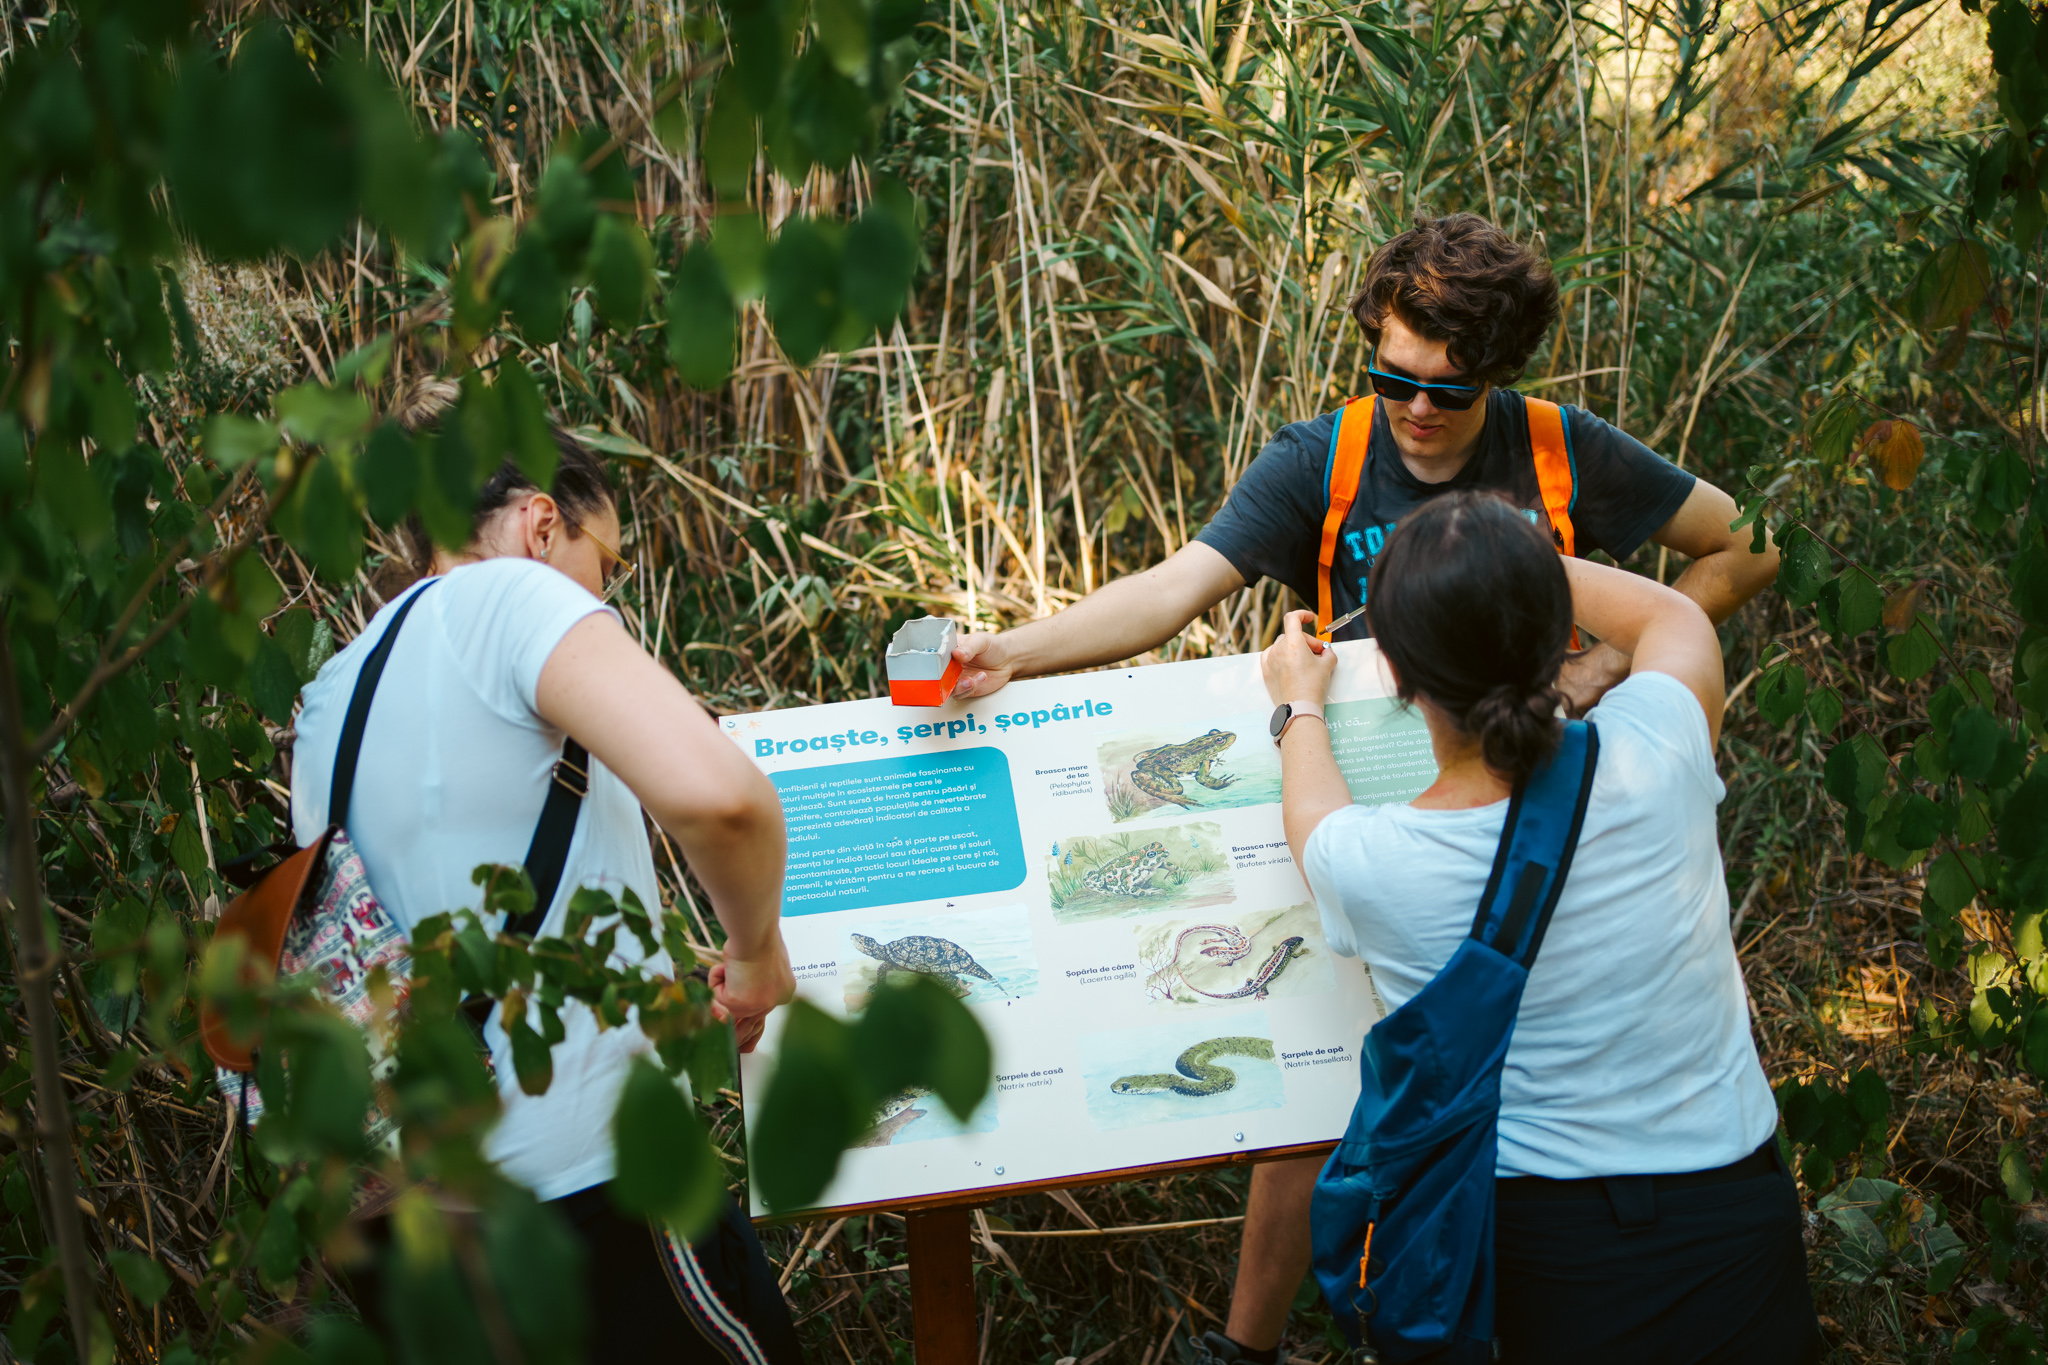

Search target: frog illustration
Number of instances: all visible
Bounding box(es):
[1084,842,1179,897]
[1129,729,1238,809]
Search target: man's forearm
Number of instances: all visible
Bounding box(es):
[992,542,1245,680]
[997,575,1205,678]
[1668,539,1780,626]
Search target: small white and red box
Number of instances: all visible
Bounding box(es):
[886,616,962,706]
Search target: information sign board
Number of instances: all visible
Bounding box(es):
[724,641,1434,1215]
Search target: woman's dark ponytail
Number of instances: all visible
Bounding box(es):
[1467,682,1566,785]
[1365,492,1573,787]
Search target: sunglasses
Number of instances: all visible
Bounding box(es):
[577,522,635,604]
[1366,357,1485,411]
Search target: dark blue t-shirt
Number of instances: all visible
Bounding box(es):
[1194,391,1696,640]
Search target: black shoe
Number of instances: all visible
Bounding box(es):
[1188,1331,1278,1365]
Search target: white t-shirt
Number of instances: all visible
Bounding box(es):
[1304,671,1776,1179]
[292,558,665,1202]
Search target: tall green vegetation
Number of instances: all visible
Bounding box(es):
[0,3,980,1363]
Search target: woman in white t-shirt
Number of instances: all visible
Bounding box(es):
[293,427,803,1363]
[1261,491,1816,1363]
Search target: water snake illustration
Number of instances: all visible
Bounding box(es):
[1112,1036,1276,1096]
[1166,924,1304,1000]
[852,934,1009,996]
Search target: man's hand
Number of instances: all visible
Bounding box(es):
[1556,640,1631,715]
[1261,610,1338,707]
[950,631,1017,699]
[709,937,796,1054]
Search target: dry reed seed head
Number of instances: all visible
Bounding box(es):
[1367,492,1571,785]
[1349,213,1562,387]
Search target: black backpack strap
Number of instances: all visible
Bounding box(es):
[510,739,588,938]
[328,581,438,827]
[328,575,587,941]
[1469,720,1600,968]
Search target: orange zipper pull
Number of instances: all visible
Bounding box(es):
[1358,1221,1375,1290]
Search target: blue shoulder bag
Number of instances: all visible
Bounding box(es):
[1310,720,1600,1363]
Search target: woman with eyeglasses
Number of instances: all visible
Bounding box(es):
[292,418,805,1362]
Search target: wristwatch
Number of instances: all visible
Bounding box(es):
[1269,700,1327,747]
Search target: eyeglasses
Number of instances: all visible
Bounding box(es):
[1366,355,1485,411]
[576,522,635,604]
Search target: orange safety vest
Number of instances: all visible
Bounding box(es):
[1314,393,1579,633]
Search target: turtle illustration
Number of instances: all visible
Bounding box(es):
[852,933,1009,996]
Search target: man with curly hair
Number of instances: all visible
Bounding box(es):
[948,213,1779,1365]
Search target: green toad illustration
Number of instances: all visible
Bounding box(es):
[1083,842,1179,897]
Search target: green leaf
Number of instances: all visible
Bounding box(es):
[534,155,598,263]
[609,1057,724,1237]
[1886,620,1939,682]
[507,1005,555,1097]
[2011,542,2048,628]
[1806,402,1862,467]
[751,999,869,1211]
[1777,527,1832,607]
[361,421,420,527]
[588,215,654,326]
[766,216,843,367]
[2002,1139,2037,1204]
[1754,658,1808,727]
[1926,849,1987,915]
[249,636,302,727]
[204,414,278,470]
[1951,706,2004,781]
[2025,1006,2048,1078]
[36,441,112,547]
[108,1251,171,1308]
[275,383,371,450]
[711,213,770,301]
[169,812,209,881]
[1894,793,1942,851]
[1825,733,1888,851]
[702,72,757,200]
[499,362,559,492]
[1806,686,1843,735]
[1834,569,1882,639]
[2001,760,2048,909]
[500,233,568,345]
[0,414,26,495]
[853,975,993,1122]
[813,0,872,76]
[1898,238,1991,332]
[280,458,362,583]
[667,242,737,390]
[1847,1066,1888,1125]
[843,209,916,329]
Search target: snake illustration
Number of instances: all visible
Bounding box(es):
[1167,924,1304,1001]
[1112,1036,1276,1096]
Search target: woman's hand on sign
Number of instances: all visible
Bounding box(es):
[1262,610,1337,706]
[950,631,1017,699]
[711,938,796,1053]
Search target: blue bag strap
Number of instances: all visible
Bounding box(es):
[1467,720,1599,968]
